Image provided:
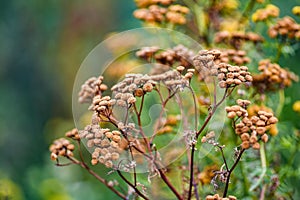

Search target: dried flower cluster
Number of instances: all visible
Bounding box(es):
[214,31,264,49]
[206,194,237,200]
[247,104,278,136]
[226,99,278,150]
[268,16,300,39]
[50,138,75,160]
[136,45,195,68]
[193,49,221,80]
[214,49,251,66]
[65,128,80,140]
[78,76,108,104]
[112,69,191,99]
[79,122,121,167]
[192,49,253,85]
[135,0,174,8]
[252,59,299,92]
[252,4,279,22]
[217,63,252,88]
[133,3,189,25]
[91,95,116,117]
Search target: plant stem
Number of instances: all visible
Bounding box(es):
[240,0,256,23]
[276,89,285,117]
[188,144,196,200]
[117,170,149,200]
[218,145,229,171]
[223,149,245,197]
[188,87,228,200]
[274,42,283,63]
[156,168,184,200]
[66,156,126,199]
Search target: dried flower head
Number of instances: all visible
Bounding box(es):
[252,59,299,92]
[268,16,300,39]
[226,100,278,149]
[133,5,167,23]
[79,124,122,167]
[137,45,195,70]
[217,63,252,88]
[214,31,264,49]
[214,49,251,66]
[65,128,80,140]
[78,76,107,103]
[49,138,75,160]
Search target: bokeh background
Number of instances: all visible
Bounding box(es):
[0,0,299,200]
[0,1,138,199]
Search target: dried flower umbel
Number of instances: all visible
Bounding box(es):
[79,122,121,167]
[268,16,300,39]
[50,138,75,160]
[252,59,299,92]
[226,99,278,150]
[136,45,195,68]
[78,76,108,103]
[214,49,251,66]
[214,31,264,49]
[133,2,189,25]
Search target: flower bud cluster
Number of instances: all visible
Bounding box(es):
[268,16,300,39]
[252,4,279,22]
[206,194,237,200]
[136,45,195,68]
[50,138,75,160]
[217,63,252,88]
[112,70,190,97]
[91,95,116,116]
[166,5,189,25]
[252,59,299,92]
[214,49,251,66]
[111,74,156,105]
[133,4,189,25]
[134,5,167,23]
[135,0,174,8]
[193,49,220,72]
[214,31,264,49]
[226,99,278,150]
[172,45,195,67]
[136,46,159,61]
[247,104,279,136]
[65,128,80,140]
[79,124,121,168]
[78,76,108,103]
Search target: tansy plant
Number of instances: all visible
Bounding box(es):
[50,0,300,199]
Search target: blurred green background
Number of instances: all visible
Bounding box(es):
[0,0,300,200]
[0,1,138,199]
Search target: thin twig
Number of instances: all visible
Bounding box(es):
[117,170,149,200]
[223,149,245,197]
[156,168,184,200]
[66,156,126,199]
[217,145,229,171]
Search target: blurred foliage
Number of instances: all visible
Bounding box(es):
[0,0,137,199]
